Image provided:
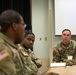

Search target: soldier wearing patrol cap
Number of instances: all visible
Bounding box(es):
[53,29,76,66]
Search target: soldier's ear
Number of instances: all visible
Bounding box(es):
[12,23,18,31]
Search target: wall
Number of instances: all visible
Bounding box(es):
[32,0,49,72]
[32,0,49,58]
[55,0,76,35]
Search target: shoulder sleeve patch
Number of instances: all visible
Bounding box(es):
[53,47,58,51]
[0,50,9,61]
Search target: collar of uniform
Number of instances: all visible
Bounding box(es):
[61,40,73,49]
[0,32,17,49]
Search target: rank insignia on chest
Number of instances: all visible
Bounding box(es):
[0,50,9,61]
[22,51,28,57]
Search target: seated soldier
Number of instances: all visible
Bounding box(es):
[17,32,59,75]
[53,29,76,66]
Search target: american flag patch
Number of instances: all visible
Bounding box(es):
[0,50,9,61]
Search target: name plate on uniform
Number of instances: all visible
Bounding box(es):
[67,56,73,60]
[50,63,66,68]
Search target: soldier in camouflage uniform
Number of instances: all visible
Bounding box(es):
[53,29,76,66]
[17,32,42,75]
[17,32,59,75]
[0,10,26,75]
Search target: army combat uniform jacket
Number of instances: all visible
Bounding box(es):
[0,32,25,75]
[53,40,76,66]
[17,44,42,75]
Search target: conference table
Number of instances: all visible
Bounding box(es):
[47,65,76,75]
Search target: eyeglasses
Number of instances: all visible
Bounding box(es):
[19,23,26,28]
[24,24,26,28]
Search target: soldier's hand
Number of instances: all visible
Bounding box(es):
[44,72,59,75]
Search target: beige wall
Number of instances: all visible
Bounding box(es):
[32,0,53,72]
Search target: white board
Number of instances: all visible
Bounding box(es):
[55,0,76,35]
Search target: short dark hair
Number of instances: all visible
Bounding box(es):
[62,29,71,35]
[0,10,22,32]
[24,32,35,38]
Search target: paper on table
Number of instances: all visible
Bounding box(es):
[50,63,66,68]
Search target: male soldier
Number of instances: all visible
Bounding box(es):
[17,32,42,75]
[0,10,25,75]
[17,32,59,75]
[22,32,42,68]
[53,29,76,66]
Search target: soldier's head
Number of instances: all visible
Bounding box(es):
[21,32,35,49]
[61,29,71,44]
[0,10,25,43]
